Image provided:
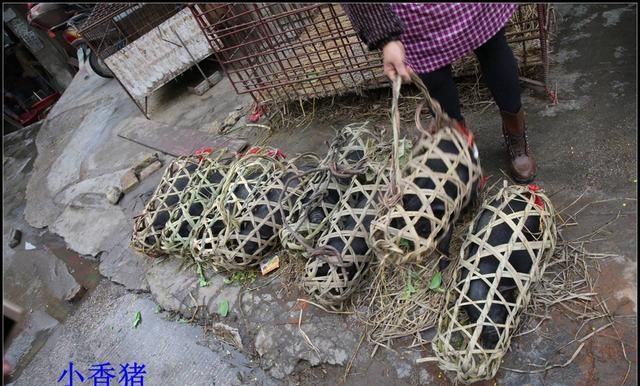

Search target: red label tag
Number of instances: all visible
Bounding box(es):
[267,149,286,160]
[239,147,286,160]
[534,196,544,209]
[527,184,544,209]
[249,105,265,123]
[194,147,213,161]
[456,121,475,147]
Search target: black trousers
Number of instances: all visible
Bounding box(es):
[418,28,521,122]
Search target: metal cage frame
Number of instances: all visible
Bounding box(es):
[79,3,214,118]
[191,3,553,106]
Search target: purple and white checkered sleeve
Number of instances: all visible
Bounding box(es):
[342,3,404,50]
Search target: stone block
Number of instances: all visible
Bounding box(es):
[138,160,163,182]
[120,170,139,193]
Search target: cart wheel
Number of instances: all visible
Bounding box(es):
[88,51,114,78]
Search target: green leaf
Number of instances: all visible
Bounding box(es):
[133,311,142,328]
[224,271,257,286]
[399,238,412,251]
[429,272,442,291]
[217,300,229,317]
[245,271,257,285]
[197,263,210,288]
[154,305,161,314]
[402,283,416,300]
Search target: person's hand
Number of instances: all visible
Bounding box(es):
[382,40,411,82]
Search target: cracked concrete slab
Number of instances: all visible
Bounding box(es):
[98,234,150,292]
[50,193,129,257]
[9,282,279,386]
[4,310,59,375]
[3,246,82,319]
[146,258,241,318]
[241,287,360,380]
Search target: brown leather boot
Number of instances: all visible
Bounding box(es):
[501,110,537,183]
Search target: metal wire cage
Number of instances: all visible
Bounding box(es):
[453,4,553,86]
[191,3,553,105]
[191,3,386,104]
[79,4,185,59]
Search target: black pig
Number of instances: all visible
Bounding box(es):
[461,195,541,348]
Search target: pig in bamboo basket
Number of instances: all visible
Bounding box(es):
[369,73,483,266]
[160,151,231,258]
[301,124,392,308]
[131,155,210,257]
[189,148,287,271]
[279,122,376,255]
[429,182,557,384]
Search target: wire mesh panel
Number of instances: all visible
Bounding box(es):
[191,3,386,104]
[452,4,553,84]
[79,4,215,117]
[79,4,184,59]
[191,3,552,105]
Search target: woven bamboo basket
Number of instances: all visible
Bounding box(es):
[131,156,203,257]
[370,74,483,265]
[191,148,287,270]
[160,154,231,258]
[300,124,392,308]
[431,182,557,384]
[279,122,378,254]
[302,164,391,308]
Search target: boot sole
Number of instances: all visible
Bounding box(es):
[513,174,536,184]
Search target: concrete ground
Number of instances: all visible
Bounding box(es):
[3,4,636,386]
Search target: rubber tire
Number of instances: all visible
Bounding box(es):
[88,51,114,78]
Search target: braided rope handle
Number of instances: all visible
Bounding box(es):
[409,72,455,134]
